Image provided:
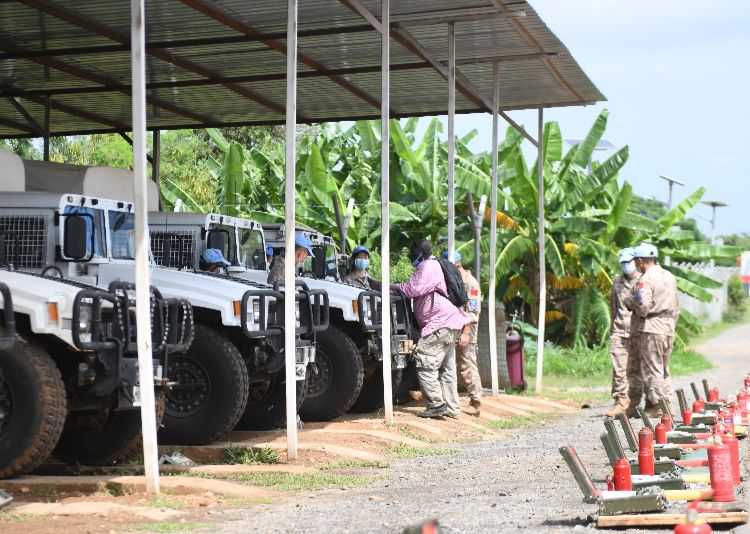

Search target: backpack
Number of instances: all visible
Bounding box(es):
[437,258,468,308]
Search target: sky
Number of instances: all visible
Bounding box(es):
[416,0,750,237]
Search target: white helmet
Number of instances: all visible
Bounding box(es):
[633,243,658,259]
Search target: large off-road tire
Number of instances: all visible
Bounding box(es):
[160,325,249,445]
[349,364,403,413]
[235,375,307,430]
[0,337,66,478]
[299,324,364,421]
[53,392,166,466]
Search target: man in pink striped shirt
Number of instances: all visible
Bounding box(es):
[393,240,472,419]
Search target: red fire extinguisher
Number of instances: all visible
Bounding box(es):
[692,401,702,414]
[674,493,714,534]
[638,427,655,476]
[683,409,692,425]
[655,422,667,445]
[722,433,741,485]
[708,387,720,403]
[707,438,735,502]
[744,376,750,388]
[613,458,632,491]
[661,413,672,432]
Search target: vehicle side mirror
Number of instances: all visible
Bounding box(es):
[162,236,172,267]
[311,246,326,279]
[64,215,89,260]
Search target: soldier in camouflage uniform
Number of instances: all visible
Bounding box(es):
[606,248,639,417]
[632,243,680,418]
[443,251,483,415]
[267,234,315,286]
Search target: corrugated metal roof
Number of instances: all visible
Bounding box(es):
[0,0,605,138]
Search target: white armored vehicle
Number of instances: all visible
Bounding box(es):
[4,152,327,441]
[147,213,414,420]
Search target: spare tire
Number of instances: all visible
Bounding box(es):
[54,392,165,466]
[160,325,248,445]
[235,375,307,430]
[0,336,66,478]
[299,325,364,421]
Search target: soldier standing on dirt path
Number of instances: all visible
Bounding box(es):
[605,247,639,418]
[632,243,680,418]
[443,251,483,416]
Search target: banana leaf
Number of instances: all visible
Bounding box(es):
[658,187,705,230]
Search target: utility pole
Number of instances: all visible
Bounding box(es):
[659,175,685,210]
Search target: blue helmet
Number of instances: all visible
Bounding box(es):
[633,243,658,259]
[441,250,461,263]
[201,248,230,266]
[294,234,315,257]
[352,245,370,257]
[618,248,635,263]
[265,245,274,257]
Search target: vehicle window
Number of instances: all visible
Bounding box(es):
[63,205,106,259]
[208,225,235,264]
[109,211,135,260]
[238,228,266,271]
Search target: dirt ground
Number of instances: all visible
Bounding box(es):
[1,323,748,533]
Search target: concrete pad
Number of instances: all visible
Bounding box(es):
[5,501,183,520]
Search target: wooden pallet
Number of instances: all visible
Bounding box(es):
[597,511,748,528]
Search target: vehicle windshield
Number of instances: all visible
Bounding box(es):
[237,227,266,271]
[207,224,236,265]
[63,205,106,259]
[109,211,135,260]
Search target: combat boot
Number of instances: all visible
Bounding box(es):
[644,400,662,418]
[606,396,630,417]
[469,398,481,416]
[625,397,641,418]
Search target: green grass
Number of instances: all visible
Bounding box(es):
[147,496,184,510]
[183,471,374,492]
[224,445,279,465]
[316,459,390,470]
[220,494,274,507]
[0,513,40,522]
[385,443,459,459]
[481,413,548,430]
[118,522,214,533]
[391,424,433,443]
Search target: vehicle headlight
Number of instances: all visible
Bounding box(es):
[295,301,301,321]
[77,302,92,333]
[253,300,260,322]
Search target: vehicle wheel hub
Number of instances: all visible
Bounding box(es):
[165,356,210,418]
[306,350,333,398]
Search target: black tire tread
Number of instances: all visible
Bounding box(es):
[0,336,67,478]
[300,324,364,421]
[160,325,249,445]
[349,365,402,413]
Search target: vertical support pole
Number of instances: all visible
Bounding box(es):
[709,205,717,268]
[342,198,355,254]
[130,0,159,495]
[283,0,299,460]
[152,130,162,210]
[667,182,673,210]
[380,0,393,425]
[446,22,456,264]
[43,95,51,161]
[534,108,546,395]
[488,62,500,398]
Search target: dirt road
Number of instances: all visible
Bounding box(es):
[220,323,750,533]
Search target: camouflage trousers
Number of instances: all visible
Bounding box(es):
[456,342,483,402]
[626,333,644,400]
[414,328,461,414]
[637,333,674,405]
[610,335,630,399]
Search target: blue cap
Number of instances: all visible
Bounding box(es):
[294,234,315,258]
[633,243,658,259]
[265,246,274,256]
[618,248,635,263]
[442,250,461,262]
[201,248,230,266]
[352,245,370,256]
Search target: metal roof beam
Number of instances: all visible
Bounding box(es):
[339,0,538,147]
[0,115,38,134]
[179,0,388,114]
[0,24,377,60]
[490,0,583,102]
[5,96,44,135]
[16,0,290,119]
[393,6,526,26]
[0,40,211,124]
[0,53,557,98]
[118,132,153,165]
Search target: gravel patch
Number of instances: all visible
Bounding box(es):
[220,323,750,533]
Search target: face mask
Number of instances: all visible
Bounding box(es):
[621,261,636,275]
[354,258,369,271]
[411,252,423,268]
